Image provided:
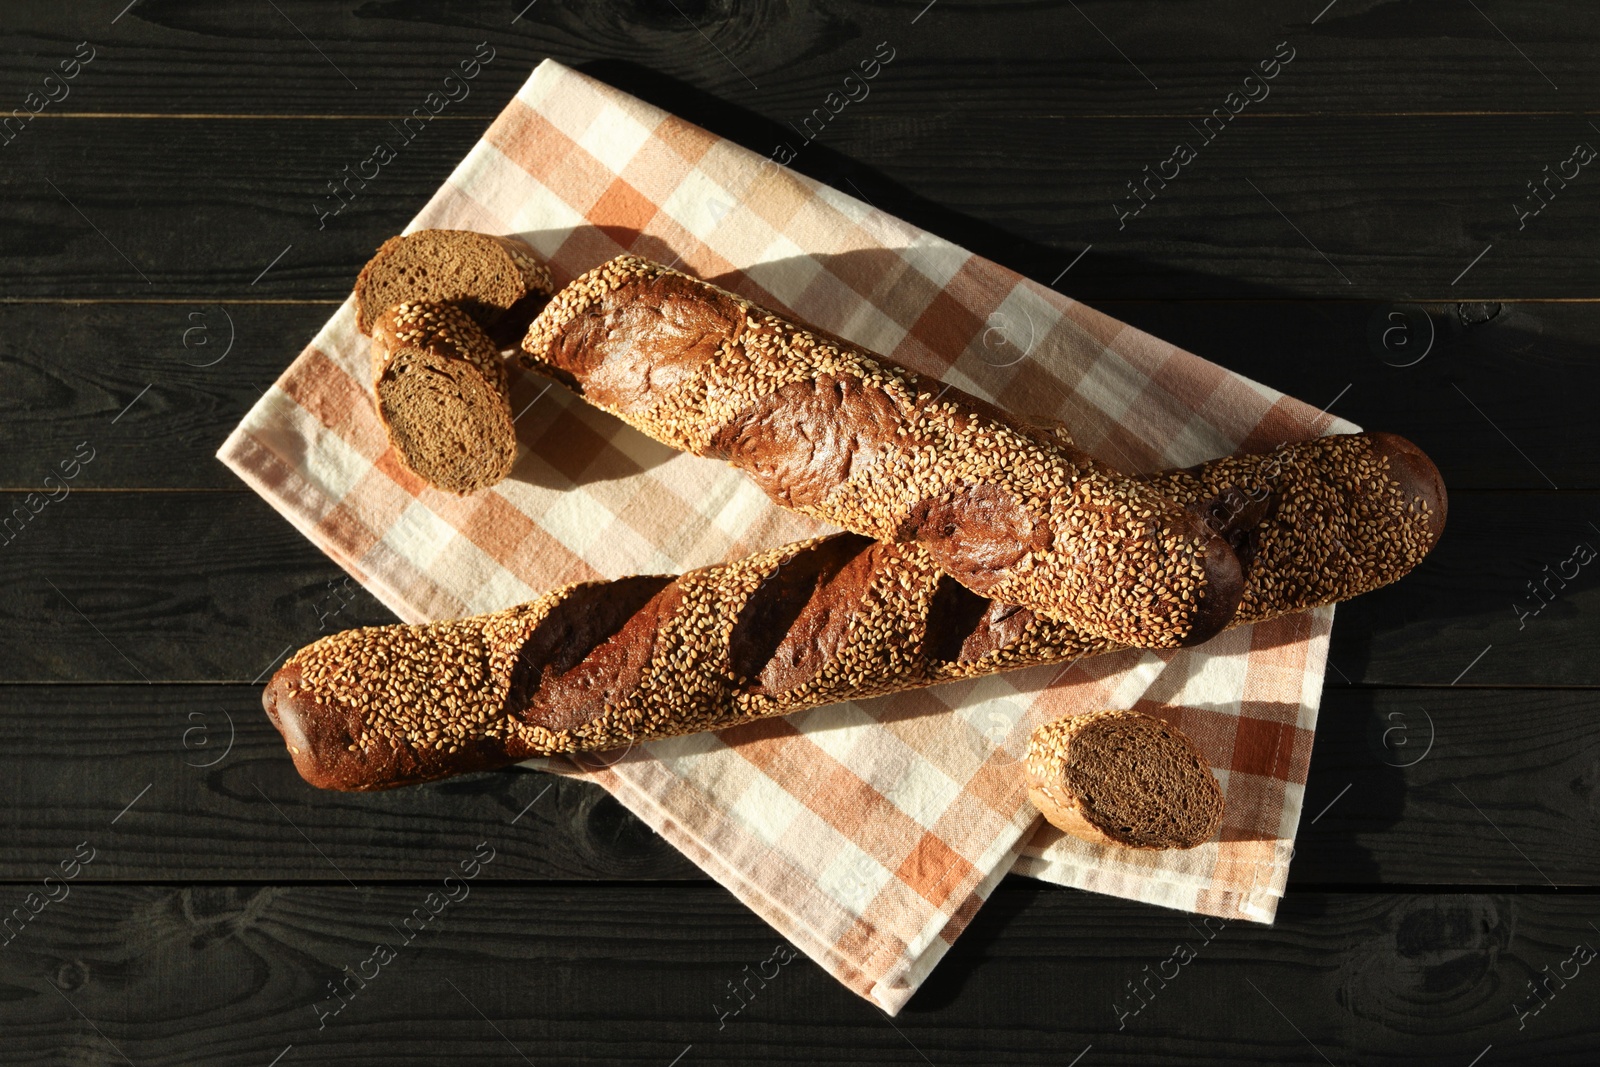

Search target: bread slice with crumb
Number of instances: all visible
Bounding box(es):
[371,301,516,495]
[354,229,554,340]
[1025,709,1224,850]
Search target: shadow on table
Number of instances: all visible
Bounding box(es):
[901,875,1046,1013]
[572,58,1304,303]
[1284,687,1410,888]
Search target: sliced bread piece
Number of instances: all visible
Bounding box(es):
[372,301,516,495]
[354,229,555,338]
[1024,709,1224,850]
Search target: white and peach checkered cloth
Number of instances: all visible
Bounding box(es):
[219,59,1357,1014]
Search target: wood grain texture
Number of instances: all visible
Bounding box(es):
[0,491,396,683]
[3,113,1599,300]
[0,684,698,883]
[4,300,1598,491]
[0,301,338,490]
[1325,489,1600,688]
[0,885,1595,1065]
[1,0,1596,1052]
[1300,687,1600,885]
[0,117,485,300]
[1094,299,1598,492]
[0,684,1593,886]
[2,0,1597,116]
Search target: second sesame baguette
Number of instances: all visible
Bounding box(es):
[262,431,1444,792]
[521,254,1244,651]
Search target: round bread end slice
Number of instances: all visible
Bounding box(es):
[373,302,516,495]
[1025,708,1224,850]
[354,229,555,337]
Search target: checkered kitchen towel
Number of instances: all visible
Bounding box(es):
[218,58,1358,1014]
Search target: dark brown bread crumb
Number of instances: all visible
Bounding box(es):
[354,229,555,337]
[521,254,1243,651]
[261,431,1445,792]
[1024,709,1224,850]
[372,302,516,495]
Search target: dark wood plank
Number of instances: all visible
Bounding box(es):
[0,683,1593,886]
[4,114,1600,301]
[0,301,337,490]
[5,299,1595,491]
[1093,298,1598,493]
[0,885,1594,1065]
[1296,686,1600,885]
[3,0,1597,116]
[0,117,485,300]
[0,683,698,883]
[841,113,1600,302]
[0,491,397,683]
[3,489,1595,686]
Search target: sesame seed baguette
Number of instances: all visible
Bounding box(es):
[371,302,517,495]
[1149,430,1447,626]
[520,254,1244,651]
[262,431,1444,793]
[354,229,555,344]
[265,535,964,792]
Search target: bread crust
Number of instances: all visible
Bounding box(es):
[521,254,1243,650]
[1141,431,1446,624]
[1024,709,1224,850]
[355,229,555,337]
[263,432,1445,791]
[371,302,516,494]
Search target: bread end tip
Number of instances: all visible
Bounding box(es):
[1367,431,1448,548]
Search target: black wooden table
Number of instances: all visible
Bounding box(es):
[3,2,1597,1063]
